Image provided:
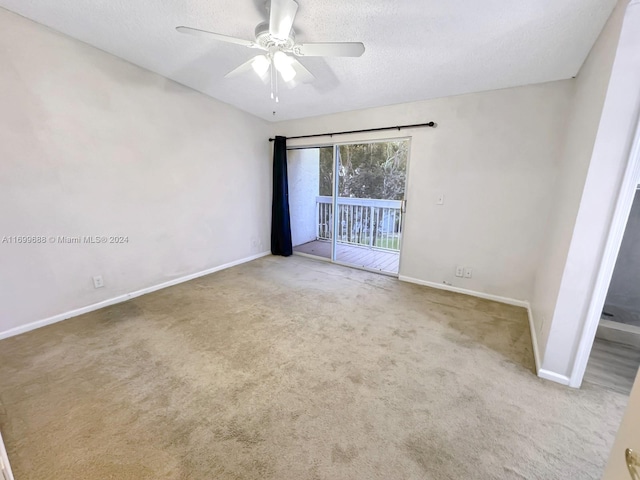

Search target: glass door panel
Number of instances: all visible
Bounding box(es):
[290,147,334,260]
[334,141,409,274]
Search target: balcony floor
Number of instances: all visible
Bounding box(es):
[293,240,400,274]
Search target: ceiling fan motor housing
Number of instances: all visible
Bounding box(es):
[255,21,295,51]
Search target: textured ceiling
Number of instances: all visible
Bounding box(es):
[0,0,617,121]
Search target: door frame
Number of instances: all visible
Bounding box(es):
[0,431,15,480]
[568,0,640,388]
[570,118,640,388]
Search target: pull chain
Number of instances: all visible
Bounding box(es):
[268,54,279,103]
[270,61,274,100]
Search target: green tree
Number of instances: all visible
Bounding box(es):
[319,147,334,196]
[319,141,408,200]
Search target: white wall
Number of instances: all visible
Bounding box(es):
[288,149,320,247]
[537,0,640,380]
[0,9,272,336]
[274,81,573,303]
[529,0,627,370]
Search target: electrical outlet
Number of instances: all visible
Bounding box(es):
[464,268,472,279]
[455,266,464,277]
[251,236,263,249]
[93,275,104,289]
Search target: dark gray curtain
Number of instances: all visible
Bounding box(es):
[271,136,293,256]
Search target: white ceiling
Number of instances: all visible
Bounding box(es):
[0,0,617,122]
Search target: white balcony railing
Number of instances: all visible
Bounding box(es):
[316,196,403,251]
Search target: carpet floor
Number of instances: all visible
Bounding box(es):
[0,255,628,479]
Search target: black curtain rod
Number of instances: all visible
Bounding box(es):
[268,122,437,142]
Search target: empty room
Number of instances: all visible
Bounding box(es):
[1,0,640,479]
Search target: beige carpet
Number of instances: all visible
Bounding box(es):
[0,255,628,479]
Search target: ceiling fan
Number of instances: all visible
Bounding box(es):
[176,0,365,102]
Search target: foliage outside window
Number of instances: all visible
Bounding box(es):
[318,141,408,201]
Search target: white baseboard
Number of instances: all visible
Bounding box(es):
[596,319,640,348]
[0,251,271,340]
[599,318,640,334]
[397,276,529,308]
[526,305,541,374]
[398,275,551,379]
[538,369,571,386]
[525,309,575,387]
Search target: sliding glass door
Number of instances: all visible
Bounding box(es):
[290,139,409,276]
[333,141,408,274]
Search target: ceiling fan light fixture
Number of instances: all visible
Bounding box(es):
[279,64,296,82]
[251,55,270,78]
[269,0,299,40]
[273,51,296,82]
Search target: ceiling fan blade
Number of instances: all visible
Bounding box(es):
[269,0,298,40]
[176,26,260,49]
[224,58,258,78]
[225,56,271,84]
[289,58,315,84]
[293,42,365,57]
